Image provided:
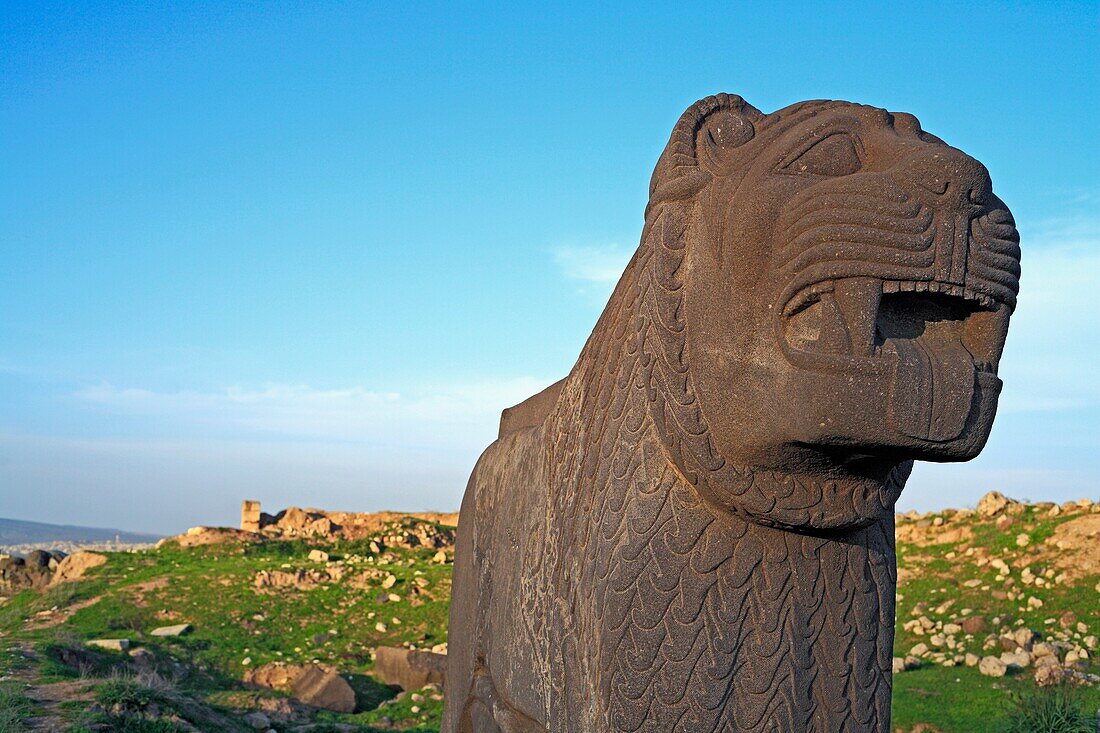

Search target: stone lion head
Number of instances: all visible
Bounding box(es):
[638,94,1020,530]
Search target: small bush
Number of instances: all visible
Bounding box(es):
[1002,684,1096,733]
[0,682,33,733]
[97,677,163,710]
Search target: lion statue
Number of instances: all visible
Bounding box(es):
[442,94,1020,732]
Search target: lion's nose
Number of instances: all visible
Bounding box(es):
[899,148,992,205]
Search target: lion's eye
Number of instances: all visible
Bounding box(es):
[783,133,862,177]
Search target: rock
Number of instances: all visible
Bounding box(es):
[244,662,312,691]
[1013,628,1038,650]
[150,624,192,637]
[243,711,271,730]
[892,657,905,674]
[254,569,332,591]
[26,549,52,568]
[374,646,447,691]
[0,555,51,594]
[1026,596,1043,609]
[960,616,987,634]
[1034,664,1064,686]
[1015,533,1030,547]
[1034,653,1060,670]
[289,665,356,713]
[977,491,1015,517]
[381,574,397,589]
[903,656,922,671]
[909,643,929,657]
[308,549,329,563]
[964,653,979,667]
[1058,611,1077,629]
[1031,642,1055,658]
[51,551,107,584]
[978,655,1007,677]
[128,648,156,667]
[432,550,448,564]
[88,639,130,651]
[173,526,263,548]
[1000,650,1030,668]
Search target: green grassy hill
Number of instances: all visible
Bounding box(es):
[0,499,1097,732]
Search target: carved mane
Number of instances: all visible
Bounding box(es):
[444,93,1018,733]
[534,96,900,730]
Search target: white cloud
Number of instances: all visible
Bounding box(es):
[72,377,550,446]
[996,216,1100,413]
[0,430,473,534]
[0,376,556,533]
[551,243,633,284]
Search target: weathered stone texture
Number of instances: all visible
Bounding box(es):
[443,94,1020,732]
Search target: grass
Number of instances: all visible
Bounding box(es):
[0,522,455,730]
[1002,684,1097,733]
[892,664,1100,733]
[0,681,34,733]
[0,510,1096,732]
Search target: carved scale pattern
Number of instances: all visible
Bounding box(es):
[531,118,901,726]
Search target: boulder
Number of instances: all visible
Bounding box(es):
[26,550,52,568]
[308,549,330,563]
[129,648,156,667]
[51,551,107,584]
[150,624,192,637]
[978,655,1006,677]
[977,491,1016,517]
[290,665,356,713]
[88,639,130,651]
[374,646,447,691]
[960,616,987,634]
[1012,627,1038,650]
[243,711,271,730]
[174,527,263,548]
[244,662,312,691]
[1034,664,1065,687]
[0,555,51,594]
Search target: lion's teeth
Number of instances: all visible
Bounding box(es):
[815,292,851,355]
[833,278,881,357]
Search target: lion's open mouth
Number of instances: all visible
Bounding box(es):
[781,277,1009,443]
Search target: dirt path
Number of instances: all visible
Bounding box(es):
[25,595,103,630]
[6,641,94,731]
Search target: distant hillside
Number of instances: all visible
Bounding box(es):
[0,516,162,547]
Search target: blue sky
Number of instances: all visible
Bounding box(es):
[1,2,1097,534]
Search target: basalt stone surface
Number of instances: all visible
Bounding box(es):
[443,94,1020,732]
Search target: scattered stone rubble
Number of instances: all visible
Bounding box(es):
[1,549,112,595]
[892,491,1099,687]
[0,549,62,594]
[243,661,357,713]
[165,501,459,554]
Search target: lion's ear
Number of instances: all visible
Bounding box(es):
[694,94,762,173]
[650,94,764,205]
